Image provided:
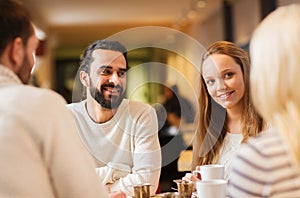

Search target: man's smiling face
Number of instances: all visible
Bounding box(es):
[88,49,127,109]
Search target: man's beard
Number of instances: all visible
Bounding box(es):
[89,79,125,109]
[17,54,32,84]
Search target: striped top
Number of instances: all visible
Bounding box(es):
[228,128,300,198]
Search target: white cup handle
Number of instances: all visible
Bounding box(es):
[192,170,201,179]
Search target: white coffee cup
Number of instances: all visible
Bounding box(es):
[196,179,227,198]
[192,164,224,180]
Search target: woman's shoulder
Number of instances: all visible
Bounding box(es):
[238,128,283,160]
[249,127,280,145]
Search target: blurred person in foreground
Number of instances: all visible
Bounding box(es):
[0,0,125,197]
[228,4,300,197]
[67,39,161,196]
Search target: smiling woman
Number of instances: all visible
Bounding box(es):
[202,53,245,111]
[182,41,266,184]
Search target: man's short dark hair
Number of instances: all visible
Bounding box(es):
[0,0,34,56]
[79,40,128,74]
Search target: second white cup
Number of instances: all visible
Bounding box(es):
[196,179,227,198]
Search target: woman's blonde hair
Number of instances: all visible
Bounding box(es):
[250,4,300,169]
[192,41,265,169]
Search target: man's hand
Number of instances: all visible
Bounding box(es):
[109,191,126,198]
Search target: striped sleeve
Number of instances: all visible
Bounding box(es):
[228,130,300,198]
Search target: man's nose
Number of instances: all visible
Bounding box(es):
[108,72,120,84]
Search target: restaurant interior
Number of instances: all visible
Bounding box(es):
[21,0,299,193]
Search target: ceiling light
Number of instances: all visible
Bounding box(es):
[33,24,46,40]
[187,10,198,19]
[197,0,206,8]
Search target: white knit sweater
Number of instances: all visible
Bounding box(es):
[67,99,161,196]
[0,65,108,197]
[217,132,243,180]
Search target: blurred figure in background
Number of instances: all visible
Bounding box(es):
[160,85,195,131]
[155,84,195,192]
[229,4,300,197]
[0,0,122,197]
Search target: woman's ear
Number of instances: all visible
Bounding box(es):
[10,37,24,67]
[80,71,89,87]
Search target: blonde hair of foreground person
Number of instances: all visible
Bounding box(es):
[250,4,300,170]
[192,41,265,169]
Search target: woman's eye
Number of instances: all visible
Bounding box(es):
[224,72,234,78]
[206,79,215,85]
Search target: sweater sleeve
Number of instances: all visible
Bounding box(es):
[96,162,131,185]
[109,105,161,196]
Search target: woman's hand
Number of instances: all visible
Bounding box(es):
[182,173,200,183]
[182,166,201,182]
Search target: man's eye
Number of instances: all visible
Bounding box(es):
[100,69,111,75]
[118,71,126,78]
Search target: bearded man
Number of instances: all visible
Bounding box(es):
[67,40,161,197]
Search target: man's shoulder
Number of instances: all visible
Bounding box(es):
[65,101,87,121]
[0,85,70,121]
[126,99,151,107]
[125,99,155,112]
[32,86,68,107]
[4,85,66,106]
[66,100,84,109]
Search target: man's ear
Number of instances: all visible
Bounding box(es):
[10,37,24,67]
[80,71,90,87]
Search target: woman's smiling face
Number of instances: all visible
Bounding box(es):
[202,53,245,110]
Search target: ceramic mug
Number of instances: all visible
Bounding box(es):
[192,164,224,180]
[196,179,227,198]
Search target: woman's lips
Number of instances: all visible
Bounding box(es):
[218,91,234,100]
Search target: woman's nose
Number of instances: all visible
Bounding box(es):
[217,79,227,91]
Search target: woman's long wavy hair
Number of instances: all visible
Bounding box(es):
[192,41,265,169]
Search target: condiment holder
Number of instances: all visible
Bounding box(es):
[173,179,193,198]
[153,192,182,198]
[133,183,151,198]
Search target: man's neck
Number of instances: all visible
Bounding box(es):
[85,97,116,123]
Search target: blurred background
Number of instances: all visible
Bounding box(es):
[22,0,300,192]
[23,0,297,104]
